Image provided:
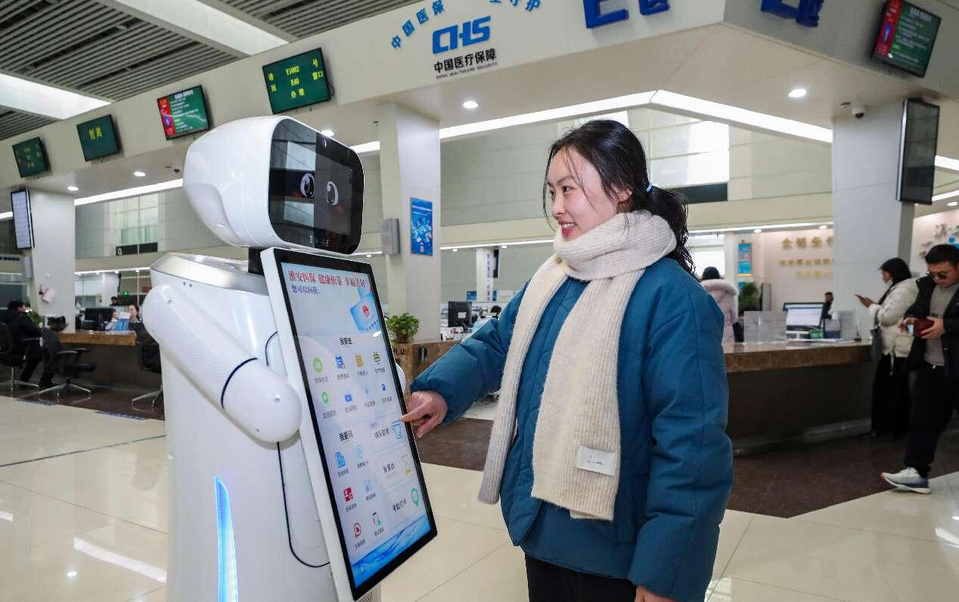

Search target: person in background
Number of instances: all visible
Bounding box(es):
[882,245,959,494]
[7,300,51,386]
[856,258,918,440]
[821,291,834,324]
[401,120,732,602]
[490,305,503,319]
[700,267,738,343]
[110,296,119,306]
[128,304,140,323]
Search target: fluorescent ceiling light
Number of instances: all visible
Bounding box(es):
[933,189,959,203]
[74,538,166,583]
[788,88,808,99]
[0,73,108,120]
[819,224,828,229]
[691,222,833,235]
[0,212,11,220]
[133,171,146,177]
[352,141,380,155]
[948,201,958,207]
[650,91,833,143]
[75,267,151,275]
[440,238,553,251]
[463,100,479,110]
[0,511,12,522]
[320,129,335,137]
[936,156,959,173]
[753,229,763,233]
[110,0,286,55]
[74,179,183,206]
[67,186,79,192]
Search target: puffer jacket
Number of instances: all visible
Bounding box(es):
[701,279,739,342]
[868,279,919,358]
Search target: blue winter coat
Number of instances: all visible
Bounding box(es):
[411,258,733,601]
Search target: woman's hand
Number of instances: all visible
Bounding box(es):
[855,294,874,308]
[635,585,675,602]
[400,391,449,438]
[900,317,916,333]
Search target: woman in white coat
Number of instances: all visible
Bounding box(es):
[701,267,739,342]
[856,258,918,440]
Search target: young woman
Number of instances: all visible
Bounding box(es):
[700,266,739,342]
[401,120,732,602]
[856,257,918,439]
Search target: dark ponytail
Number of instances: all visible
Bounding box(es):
[542,119,694,274]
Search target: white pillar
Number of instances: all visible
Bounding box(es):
[378,103,441,342]
[832,101,914,312]
[475,248,494,303]
[26,190,76,331]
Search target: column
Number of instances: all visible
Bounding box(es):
[832,100,914,313]
[378,103,441,342]
[26,190,77,331]
[475,248,495,303]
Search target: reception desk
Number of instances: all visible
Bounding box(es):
[58,330,160,389]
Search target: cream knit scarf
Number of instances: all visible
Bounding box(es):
[477,211,676,520]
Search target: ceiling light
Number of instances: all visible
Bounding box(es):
[819,225,828,229]
[74,179,183,207]
[788,88,808,99]
[67,571,78,578]
[949,202,958,207]
[936,156,959,173]
[352,141,380,155]
[452,248,458,252]
[67,185,79,192]
[462,100,479,110]
[320,129,335,138]
[501,245,508,249]
[0,73,109,120]
[933,189,959,203]
[753,229,763,233]
[133,171,146,178]
[366,254,372,258]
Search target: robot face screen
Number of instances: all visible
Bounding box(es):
[268,120,364,254]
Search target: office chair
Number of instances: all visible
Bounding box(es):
[132,328,162,411]
[29,330,95,400]
[0,323,39,392]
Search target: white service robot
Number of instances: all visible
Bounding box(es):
[143,117,433,601]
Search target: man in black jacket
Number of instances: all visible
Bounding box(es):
[882,245,959,494]
[5,300,53,386]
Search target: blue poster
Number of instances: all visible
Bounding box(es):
[737,242,753,276]
[410,198,433,256]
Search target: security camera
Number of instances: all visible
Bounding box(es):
[851,105,867,119]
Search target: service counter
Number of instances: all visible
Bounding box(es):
[58,330,161,389]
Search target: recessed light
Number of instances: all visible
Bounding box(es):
[789,88,808,99]
[949,201,958,207]
[366,254,372,258]
[501,245,508,249]
[133,171,146,177]
[819,225,828,229]
[452,248,459,252]
[753,229,763,234]
[462,100,479,110]
[67,185,79,192]
[320,129,335,137]
[67,571,78,578]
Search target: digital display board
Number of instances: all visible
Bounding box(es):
[157,86,211,140]
[76,115,120,161]
[12,138,48,178]
[873,0,941,77]
[11,189,35,249]
[898,99,940,205]
[262,49,331,114]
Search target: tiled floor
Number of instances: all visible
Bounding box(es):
[1,395,958,601]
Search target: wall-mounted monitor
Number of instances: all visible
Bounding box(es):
[873,0,941,78]
[157,85,211,140]
[10,189,35,250]
[262,49,332,114]
[76,115,121,161]
[898,98,939,205]
[12,138,48,178]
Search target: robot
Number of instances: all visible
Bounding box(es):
[143,117,396,601]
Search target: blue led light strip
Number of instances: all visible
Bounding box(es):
[214,476,239,602]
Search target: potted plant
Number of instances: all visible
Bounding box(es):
[738,282,760,316]
[386,313,420,344]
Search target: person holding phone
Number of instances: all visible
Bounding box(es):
[855,258,917,440]
[882,245,959,493]
[401,121,732,602]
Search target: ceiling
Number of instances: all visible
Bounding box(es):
[0,0,419,140]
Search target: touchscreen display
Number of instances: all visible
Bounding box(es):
[279,258,435,595]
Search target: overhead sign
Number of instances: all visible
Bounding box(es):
[760,0,824,28]
[12,137,48,178]
[583,0,670,29]
[873,0,940,78]
[76,115,121,162]
[262,49,331,114]
[157,86,211,140]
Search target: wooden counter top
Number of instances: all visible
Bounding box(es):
[59,330,137,347]
[723,341,870,373]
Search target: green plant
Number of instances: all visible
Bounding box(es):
[386,313,420,344]
[26,309,43,326]
[738,282,760,315]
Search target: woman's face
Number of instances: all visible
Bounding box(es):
[128,305,138,319]
[881,269,892,284]
[547,148,629,241]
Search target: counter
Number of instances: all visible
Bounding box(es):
[58,330,160,389]
[60,331,136,347]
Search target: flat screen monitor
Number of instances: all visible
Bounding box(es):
[264,249,437,601]
[785,303,824,329]
[157,85,211,140]
[898,98,939,205]
[447,301,472,329]
[77,115,121,161]
[12,137,48,178]
[83,307,115,328]
[872,0,941,78]
[10,189,35,249]
[262,48,332,114]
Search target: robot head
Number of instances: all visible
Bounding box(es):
[183,116,364,254]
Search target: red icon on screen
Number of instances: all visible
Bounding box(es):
[353,522,362,538]
[362,305,371,319]
[344,487,354,502]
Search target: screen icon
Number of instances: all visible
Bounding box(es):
[355,445,364,460]
[312,357,323,373]
[353,522,362,538]
[411,488,420,507]
[345,392,353,403]
[372,352,382,364]
[355,354,364,368]
[381,383,387,392]
[364,479,373,494]
[372,512,382,527]
[335,452,346,469]
[344,487,354,502]
[321,391,331,406]
[391,421,404,440]
[335,355,345,370]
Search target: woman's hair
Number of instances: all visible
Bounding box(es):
[701,266,721,281]
[542,119,694,274]
[878,257,912,305]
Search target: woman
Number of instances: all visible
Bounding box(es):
[401,120,732,602]
[128,303,140,323]
[700,266,738,342]
[856,258,917,439]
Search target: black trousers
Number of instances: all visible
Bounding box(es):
[871,355,911,438]
[905,363,959,478]
[525,555,636,602]
[19,340,53,384]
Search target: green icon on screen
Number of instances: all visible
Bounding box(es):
[313,358,323,373]
[411,488,420,507]
[321,392,330,406]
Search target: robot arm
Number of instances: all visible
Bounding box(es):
[143,284,301,443]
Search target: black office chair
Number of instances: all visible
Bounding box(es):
[0,323,39,392]
[30,329,96,399]
[132,327,162,410]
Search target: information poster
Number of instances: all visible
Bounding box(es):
[873,0,941,77]
[262,49,331,114]
[157,86,210,139]
[410,198,433,256]
[737,242,753,277]
[12,138,47,177]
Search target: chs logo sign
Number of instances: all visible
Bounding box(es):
[433,16,491,54]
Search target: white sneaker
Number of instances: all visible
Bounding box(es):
[881,467,931,494]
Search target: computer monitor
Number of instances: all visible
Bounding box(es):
[83,307,116,329]
[784,303,824,330]
[447,302,472,329]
